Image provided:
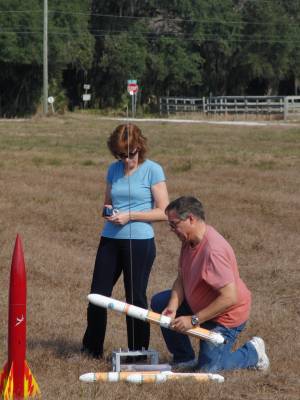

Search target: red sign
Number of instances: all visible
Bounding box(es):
[127,83,139,95]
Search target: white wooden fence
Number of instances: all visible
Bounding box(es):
[159,96,300,119]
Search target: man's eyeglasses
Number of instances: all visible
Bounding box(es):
[117,149,139,159]
[168,219,184,230]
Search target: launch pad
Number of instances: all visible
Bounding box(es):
[112,348,160,372]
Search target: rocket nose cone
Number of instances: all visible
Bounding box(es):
[11,234,25,272]
[87,293,102,305]
[15,234,23,251]
[13,234,25,261]
[208,373,225,383]
[79,373,95,382]
[9,234,27,303]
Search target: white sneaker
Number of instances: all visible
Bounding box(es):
[250,336,270,371]
[171,357,198,370]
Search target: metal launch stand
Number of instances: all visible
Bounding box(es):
[112,348,160,372]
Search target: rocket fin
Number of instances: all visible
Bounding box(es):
[0,362,9,393]
[0,362,14,400]
[24,361,41,398]
[0,362,40,399]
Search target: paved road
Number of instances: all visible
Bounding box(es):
[99,116,299,127]
[1,115,299,127]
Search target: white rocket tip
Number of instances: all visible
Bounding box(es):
[87,294,95,303]
[214,332,226,345]
[208,373,225,383]
[79,372,96,382]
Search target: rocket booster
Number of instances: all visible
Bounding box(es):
[0,235,40,399]
[79,370,224,384]
[88,294,224,345]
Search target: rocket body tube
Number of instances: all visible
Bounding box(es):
[79,370,225,383]
[126,371,225,383]
[80,371,163,382]
[8,235,27,397]
[87,294,224,345]
[0,235,40,399]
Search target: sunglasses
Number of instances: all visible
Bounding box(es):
[116,149,139,159]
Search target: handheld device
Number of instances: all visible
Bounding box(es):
[102,207,118,217]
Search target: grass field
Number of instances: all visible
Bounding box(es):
[0,114,299,399]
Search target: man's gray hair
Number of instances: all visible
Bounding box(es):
[165,196,205,221]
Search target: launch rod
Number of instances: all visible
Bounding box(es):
[79,371,224,383]
[87,294,224,345]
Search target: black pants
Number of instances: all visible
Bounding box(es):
[82,237,156,357]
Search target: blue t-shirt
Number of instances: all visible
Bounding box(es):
[102,159,166,239]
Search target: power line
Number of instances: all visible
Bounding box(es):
[0,9,299,27]
[1,29,300,46]
[87,28,297,39]
[3,23,298,39]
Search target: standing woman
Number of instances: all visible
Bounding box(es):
[82,123,169,358]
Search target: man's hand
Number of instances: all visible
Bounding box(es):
[162,307,177,320]
[171,315,193,332]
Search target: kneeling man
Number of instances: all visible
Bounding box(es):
[151,196,269,372]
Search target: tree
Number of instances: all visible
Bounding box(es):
[184,0,243,96]
[0,0,94,116]
[97,28,148,107]
[90,0,203,106]
[235,1,293,94]
[282,0,300,94]
[146,36,202,97]
[1,0,300,115]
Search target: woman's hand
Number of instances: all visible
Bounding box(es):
[108,211,130,225]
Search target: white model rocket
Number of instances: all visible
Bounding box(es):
[87,294,224,345]
[79,370,224,384]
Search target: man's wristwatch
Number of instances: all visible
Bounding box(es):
[191,315,200,327]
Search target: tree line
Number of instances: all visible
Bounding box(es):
[0,0,299,116]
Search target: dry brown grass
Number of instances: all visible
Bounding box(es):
[0,114,299,399]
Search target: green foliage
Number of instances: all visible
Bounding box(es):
[48,2,94,70]
[235,1,295,94]
[100,28,148,88]
[0,1,94,67]
[147,37,202,96]
[0,1,43,64]
[0,62,42,116]
[0,1,94,116]
[0,0,300,115]
[197,0,243,95]
[48,77,68,114]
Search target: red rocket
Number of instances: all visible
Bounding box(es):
[0,235,40,399]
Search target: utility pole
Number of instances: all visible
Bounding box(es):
[43,0,48,114]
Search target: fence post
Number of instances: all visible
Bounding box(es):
[284,97,288,120]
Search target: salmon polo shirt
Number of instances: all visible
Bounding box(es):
[180,225,251,328]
